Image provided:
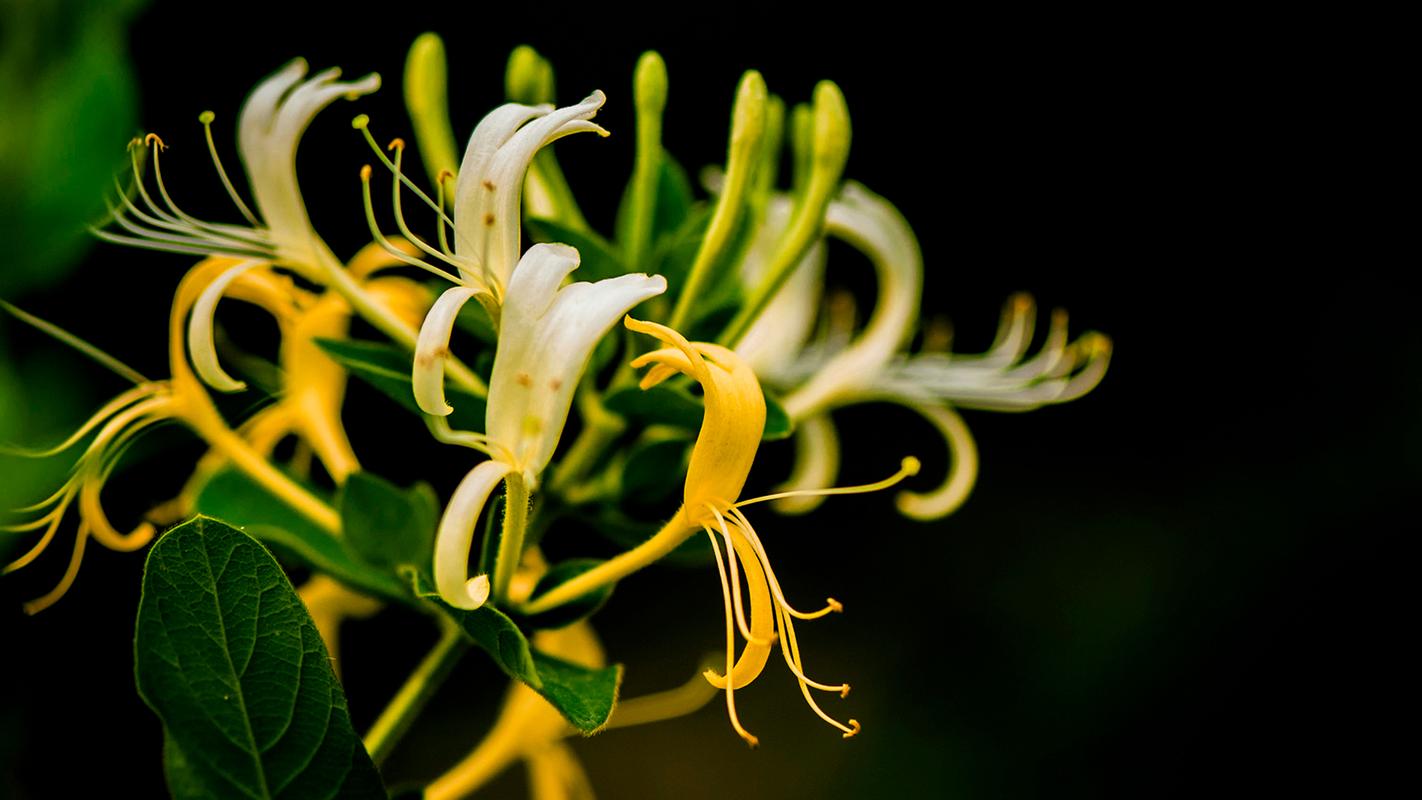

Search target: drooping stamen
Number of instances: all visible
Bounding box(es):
[199,110,261,225]
[0,383,159,458]
[733,456,921,509]
[706,506,774,646]
[2,486,76,572]
[725,505,841,622]
[706,524,759,747]
[22,521,91,615]
[893,403,978,521]
[774,602,859,738]
[386,139,466,271]
[359,165,461,282]
[425,416,509,462]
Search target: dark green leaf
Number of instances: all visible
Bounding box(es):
[339,472,437,571]
[762,387,794,440]
[519,558,616,631]
[621,437,691,503]
[404,569,621,732]
[614,155,697,265]
[604,385,704,431]
[134,517,386,800]
[526,217,628,281]
[194,467,409,602]
[315,338,486,431]
[453,298,497,344]
[529,652,622,734]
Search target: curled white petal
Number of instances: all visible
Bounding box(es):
[414,286,484,415]
[782,182,923,420]
[771,413,841,515]
[487,243,666,479]
[237,58,380,266]
[889,400,979,521]
[188,259,264,392]
[435,460,514,609]
[453,92,608,291]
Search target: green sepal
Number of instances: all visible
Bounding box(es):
[134,517,387,800]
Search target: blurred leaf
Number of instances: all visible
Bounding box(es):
[339,471,438,571]
[650,204,711,289]
[315,338,486,431]
[621,437,691,503]
[519,558,616,631]
[405,570,621,732]
[762,388,794,440]
[453,297,497,344]
[614,155,696,267]
[526,217,627,281]
[604,385,703,431]
[587,507,712,567]
[134,517,386,799]
[193,466,409,602]
[0,0,144,294]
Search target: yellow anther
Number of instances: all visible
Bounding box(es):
[387,137,405,151]
[437,169,455,186]
[360,164,373,181]
[198,110,215,125]
[145,133,167,151]
[839,684,851,699]
[351,113,370,130]
[843,719,861,739]
[826,597,844,613]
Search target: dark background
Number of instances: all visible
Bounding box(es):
[2,3,1413,798]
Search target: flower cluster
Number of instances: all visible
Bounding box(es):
[2,34,1110,799]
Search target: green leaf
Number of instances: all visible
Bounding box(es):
[526,217,628,281]
[134,517,386,800]
[652,155,695,241]
[519,558,616,631]
[194,467,409,602]
[604,385,704,431]
[339,472,437,571]
[315,338,486,432]
[621,437,691,503]
[762,387,794,440]
[405,570,621,732]
[603,385,792,441]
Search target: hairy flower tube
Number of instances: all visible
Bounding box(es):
[427,243,665,610]
[523,317,919,745]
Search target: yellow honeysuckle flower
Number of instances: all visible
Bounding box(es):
[523,317,917,746]
[427,244,665,610]
[2,256,358,612]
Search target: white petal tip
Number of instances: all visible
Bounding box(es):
[452,574,490,610]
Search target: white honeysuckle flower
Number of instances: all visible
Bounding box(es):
[734,196,827,381]
[450,92,608,296]
[428,243,666,609]
[96,58,380,395]
[731,180,1110,520]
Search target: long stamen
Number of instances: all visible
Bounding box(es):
[21,522,91,615]
[0,383,159,458]
[725,505,841,621]
[105,189,274,253]
[199,111,261,225]
[704,518,774,647]
[386,139,466,271]
[435,170,455,257]
[352,116,459,231]
[733,456,921,509]
[127,138,181,226]
[775,602,859,738]
[0,300,148,385]
[148,133,213,228]
[707,526,759,747]
[2,487,76,572]
[359,165,461,281]
[425,416,509,462]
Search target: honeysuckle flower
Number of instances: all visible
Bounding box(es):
[735,181,1112,519]
[98,58,377,278]
[527,317,917,745]
[360,90,607,301]
[429,243,665,609]
[2,257,343,612]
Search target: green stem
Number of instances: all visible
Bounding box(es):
[491,473,530,604]
[363,620,469,765]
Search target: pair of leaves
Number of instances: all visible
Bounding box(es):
[135,517,386,799]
